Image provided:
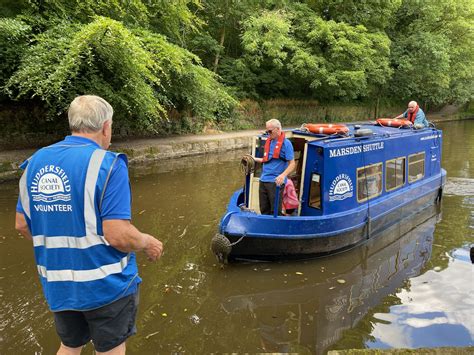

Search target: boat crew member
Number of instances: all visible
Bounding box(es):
[15,95,163,354]
[394,100,429,128]
[253,119,295,215]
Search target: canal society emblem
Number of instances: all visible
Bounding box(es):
[31,165,72,207]
[329,174,353,201]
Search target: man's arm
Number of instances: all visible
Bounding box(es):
[275,159,296,186]
[394,110,407,119]
[15,212,32,240]
[100,156,163,261]
[103,219,163,261]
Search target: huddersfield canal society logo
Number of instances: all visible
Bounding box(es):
[329,174,353,201]
[31,165,72,211]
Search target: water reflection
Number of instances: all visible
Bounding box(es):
[368,248,474,349]
[221,207,440,354]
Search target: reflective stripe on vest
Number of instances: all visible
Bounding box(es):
[84,149,106,239]
[37,255,128,282]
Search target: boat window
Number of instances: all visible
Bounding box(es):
[357,163,383,202]
[408,152,425,183]
[309,173,321,209]
[386,157,406,191]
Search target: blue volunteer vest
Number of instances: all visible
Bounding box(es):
[18,136,140,311]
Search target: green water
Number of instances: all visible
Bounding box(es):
[0,120,472,353]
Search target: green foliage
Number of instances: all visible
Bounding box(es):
[0,0,472,138]
[0,18,31,90]
[237,4,392,100]
[6,17,164,130]
[241,10,295,68]
[302,16,392,99]
[138,29,237,123]
[0,0,29,18]
[26,0,149,26]
[309,0,402,31]
[146,0,203,44]
[389,0,474,105]
[3,11,236,134]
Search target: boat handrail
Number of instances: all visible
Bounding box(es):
[318,126,438,145]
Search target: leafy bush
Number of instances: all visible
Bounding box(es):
[0,18,31,91]
[6,17,164,130]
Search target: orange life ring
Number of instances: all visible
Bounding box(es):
[376,118,412,128]
[303,123,349,135]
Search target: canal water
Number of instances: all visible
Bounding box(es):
[0,120,472,354]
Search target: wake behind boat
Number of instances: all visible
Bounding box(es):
[211,120,446,262]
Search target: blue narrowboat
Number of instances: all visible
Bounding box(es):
[211,121,446,262]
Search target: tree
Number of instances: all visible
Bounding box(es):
[308,0,402,31]
[389,0,474,105]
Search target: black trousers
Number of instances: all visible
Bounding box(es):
[259,181,284,215]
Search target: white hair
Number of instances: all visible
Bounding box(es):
[266,119,282,129]
[408,101,418,107]
[68,95,113,133]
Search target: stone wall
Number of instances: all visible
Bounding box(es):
[0,130,258,182]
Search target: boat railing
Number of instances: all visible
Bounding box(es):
[274,184,281,218]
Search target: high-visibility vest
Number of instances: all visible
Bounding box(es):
[19,136,140,311]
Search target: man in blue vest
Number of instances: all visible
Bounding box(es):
[15,95,163,354]
[395,100,429,128]
[253,119,295,215]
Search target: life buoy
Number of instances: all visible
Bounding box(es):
[303,123,349,135]
[376,118,412,128]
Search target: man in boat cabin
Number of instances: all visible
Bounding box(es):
[253,119,295,215]
[15,95,164,354]
[395,100,429,128]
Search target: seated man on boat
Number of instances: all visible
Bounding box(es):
[252,119,295,215]
[394,100,429,128]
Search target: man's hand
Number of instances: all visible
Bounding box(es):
[275,174,285,186]
[143,234,163,261]
[103,220,163,261]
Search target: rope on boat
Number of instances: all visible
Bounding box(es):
[240,154,255,175]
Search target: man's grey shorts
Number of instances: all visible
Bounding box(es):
[53,292,139,352]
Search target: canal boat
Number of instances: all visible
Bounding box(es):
[211,120,446,262]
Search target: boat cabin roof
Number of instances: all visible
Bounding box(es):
[288,122,436,148]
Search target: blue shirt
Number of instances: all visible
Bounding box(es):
[17,136,140,311]
[403,108,429,127]
[260,137,294,183]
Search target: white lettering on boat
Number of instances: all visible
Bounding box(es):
[420,134,440,141]
[329,142,384,158]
